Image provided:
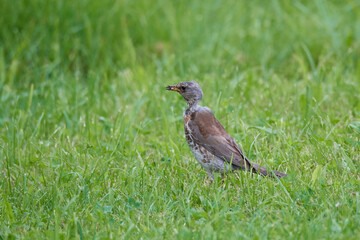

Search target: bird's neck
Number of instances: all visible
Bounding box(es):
[187,100,200,112]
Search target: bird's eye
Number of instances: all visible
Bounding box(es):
[180,86,186,91]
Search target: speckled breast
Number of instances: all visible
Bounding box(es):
[183,110,217,171]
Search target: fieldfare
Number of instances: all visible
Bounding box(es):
[167,81,287,181]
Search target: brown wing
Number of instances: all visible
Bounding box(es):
[187,108,255,171]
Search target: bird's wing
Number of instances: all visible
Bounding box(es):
[187,107,254,171]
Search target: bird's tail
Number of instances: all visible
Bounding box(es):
[246,160,287,179]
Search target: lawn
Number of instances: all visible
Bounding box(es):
[1,0,360,239]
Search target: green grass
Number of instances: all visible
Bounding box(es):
[1,0,360,239]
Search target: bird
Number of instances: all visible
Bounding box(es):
[166,81,287,181]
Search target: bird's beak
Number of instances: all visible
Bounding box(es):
[166,85,180,92]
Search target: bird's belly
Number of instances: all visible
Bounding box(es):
[183,111,230,173]
[185,132,230,173]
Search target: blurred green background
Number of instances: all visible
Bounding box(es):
[1,0,360,239]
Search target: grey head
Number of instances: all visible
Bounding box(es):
[166,81,204,108]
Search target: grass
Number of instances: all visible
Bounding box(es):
[1,0,360,239]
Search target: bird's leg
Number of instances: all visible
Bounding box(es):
[221,172,227,184]
[206,170,214,184]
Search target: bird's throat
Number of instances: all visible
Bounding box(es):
[187,100,200,112]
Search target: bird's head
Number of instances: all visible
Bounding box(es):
[166,81,203,106]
